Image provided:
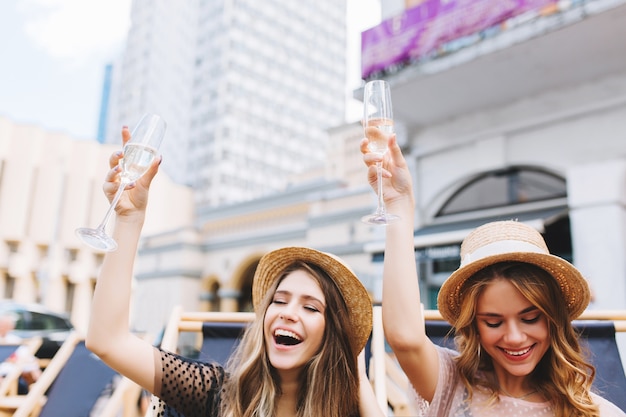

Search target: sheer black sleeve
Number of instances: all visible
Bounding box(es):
[152,348,226,417]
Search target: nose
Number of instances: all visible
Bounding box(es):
[279,302,299,322]
[503,321,526,345]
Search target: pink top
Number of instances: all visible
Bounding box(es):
[408,346,626,417]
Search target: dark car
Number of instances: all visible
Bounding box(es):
[0,301,74,359]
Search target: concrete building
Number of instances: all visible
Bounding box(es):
[131,0,626,355]
[104,0,348,211]
[104,0,197,186]
[96,63,114,144]
[0,115,379,342]
[358,0,626,312]
[0,116,194,334]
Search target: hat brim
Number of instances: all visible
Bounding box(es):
[252,247,372,354]
[438,251,591,324]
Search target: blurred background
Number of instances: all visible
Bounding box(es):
[0,0,624,369]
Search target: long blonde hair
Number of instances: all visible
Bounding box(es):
[220,261,361,417]
[453,261,599,417]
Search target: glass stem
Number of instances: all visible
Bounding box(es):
[95,181,129,232]
[375,161,386,215]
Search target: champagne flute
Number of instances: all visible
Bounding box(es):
[75,113,167,252]
[361,80,399,225]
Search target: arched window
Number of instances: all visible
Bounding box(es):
[437,166,567,216]
[410,166,571,309]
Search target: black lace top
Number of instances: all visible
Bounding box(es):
[152,348,226,417]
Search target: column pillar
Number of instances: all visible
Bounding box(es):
[67,251,96,334]
[218,288,241,312]
[38,246,67,312]
[8,242,37,303]
[567,159,626,310]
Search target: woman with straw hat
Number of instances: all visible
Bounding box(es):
[361,133,625,417]
[86,128,384,417]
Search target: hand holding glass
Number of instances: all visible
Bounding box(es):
[361,80,399,225]
[75,113,167,252]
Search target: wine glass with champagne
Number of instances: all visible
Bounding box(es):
[361,80,399,225]
[75,113,167,251]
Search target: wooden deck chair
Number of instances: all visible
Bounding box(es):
[0,344,20,363]
[96,375,145,417]
[162,306,376,372]
[0,338,42,397]
[371,309,626,414]
[160,307,255,358]
[0,343,20,395]
[151,307,254,417]
[573,311,626,412]
[0,331,120,417]
[197,321,247,364]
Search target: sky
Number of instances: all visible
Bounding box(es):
[0,0,381,141]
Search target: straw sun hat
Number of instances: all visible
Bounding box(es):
[252,247,373,354]
[438,220,591,325]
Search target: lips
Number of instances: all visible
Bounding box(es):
[274,328,302,346]
[500,344,534,359]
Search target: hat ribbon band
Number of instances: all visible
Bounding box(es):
[462,240,547,266]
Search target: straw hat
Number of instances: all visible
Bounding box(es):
[438,220,591,324]
[252,247,372,354]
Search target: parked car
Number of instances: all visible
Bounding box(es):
[0,301,74,359]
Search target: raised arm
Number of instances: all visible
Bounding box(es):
[361,135,439,401]
[85,127,160,393]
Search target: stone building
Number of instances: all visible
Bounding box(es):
[0,116,194,334]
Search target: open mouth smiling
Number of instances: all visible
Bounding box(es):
[274,329,302,346]
[500,345,534,357]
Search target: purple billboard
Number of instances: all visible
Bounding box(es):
[361,0,558,80]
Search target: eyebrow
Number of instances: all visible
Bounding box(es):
[476,306,539,317]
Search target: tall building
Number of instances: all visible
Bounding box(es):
[105,0,348,210]
[104,0,197,186]
[96,63,113,144]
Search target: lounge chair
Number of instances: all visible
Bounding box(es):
[0,331,119,417]
[0,338,42,396]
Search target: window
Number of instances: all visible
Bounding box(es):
[438,167,566,216]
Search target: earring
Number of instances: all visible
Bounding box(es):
[477,343,481,358]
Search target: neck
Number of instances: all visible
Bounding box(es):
[276,380,299,417]
[499,385,537,400]
[493,372,537,399]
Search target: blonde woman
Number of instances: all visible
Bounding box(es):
[361,133,625,417]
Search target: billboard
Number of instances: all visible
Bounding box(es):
[361,0,559,80]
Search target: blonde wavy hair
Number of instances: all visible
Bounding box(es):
[452,261,599,417]
[220,261,361,417]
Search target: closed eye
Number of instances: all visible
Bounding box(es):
[522,315,541,324]
[482,315,541,328]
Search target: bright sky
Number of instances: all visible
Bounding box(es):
[0,0,380,141]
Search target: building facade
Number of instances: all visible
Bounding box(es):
[105,0,348,210]
[1,0,624,361]
[358,0,626,311]
[131,0,626,353]
[0,116,194,334]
